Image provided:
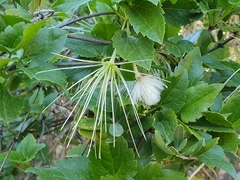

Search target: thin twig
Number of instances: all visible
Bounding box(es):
[189,163,205,180]
[0,86,41,172]
[208,36,235,53]
[57,12,116,28]
[67,34,111,45]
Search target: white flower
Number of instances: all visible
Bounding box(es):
[131,75,165,106]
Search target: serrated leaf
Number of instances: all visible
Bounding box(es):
[197,145,238,180]
[160,70,188,112]
[220,94,240,129]
[175,48,203,87]
[188,118,235,133]
[27,156,90,180]
[51,0,91,12]
[17,134,45,162]
[24,27,67,62]
[180,83,223,123]
[153,110,178,145]
[112,30,154,70]
[0,84,24,123]
[89,136,137,179]
[203,111,232,127]
[122,1,165,43]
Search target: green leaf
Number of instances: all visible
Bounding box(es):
[17,134,45,162]
[163,0,198,27]
[153,130,175,155]
[20,0,32,11]
[180,83,224,123]
[229,0,240,4]
[24,27,67,62]
[165,39,194,57]
[112,30,154,70]
[135,163,162,179]
[66,144,86,157]
[175,47,203,87]
[217,132,240,153]
[0,22,27,52]
[137,133,153,166]
[135,164,187,180]
[14,21,45,52]
[153,110,178,145]
[203,111,232,127]
[92,23,119,41]
[65,38,111,58]
[188,118,235,133]
[181,139,204,157]
[196,29,212,54]
[122,1,165,43]
[160,70,188,112]
[159,169,187,180]
[220,94,240,129]
[0,151,22,163]
[89,136,137,179]
[109,123,124,137]
[202,54,233,71]
[27,156,90,180]
[28,0,41,14]
[51,0,91,12]
[18,61,67,90]
[0,84,24,123]
[0,14,30,32]
[197,145,238,180]
[174,125,186,151]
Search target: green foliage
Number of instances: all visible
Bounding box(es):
[1,0,240,179]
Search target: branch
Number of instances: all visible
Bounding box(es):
[67,34,111,45]
[208,35,236,53]
[57,11,116,28]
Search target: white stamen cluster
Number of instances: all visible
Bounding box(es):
[131,75,164,106]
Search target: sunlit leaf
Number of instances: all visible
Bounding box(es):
[122,1,165,43]
[112,30,154,70]
[180,83,223,123]
[17,134,45,162]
